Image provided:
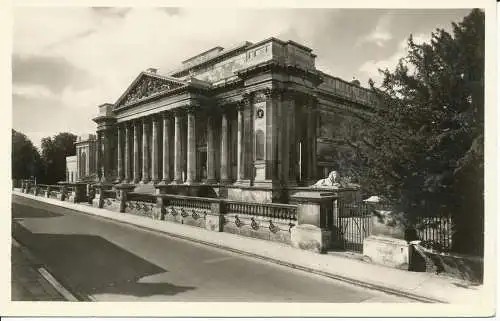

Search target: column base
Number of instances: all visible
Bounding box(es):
[219,178,233,186]
[206,178,218,185]
[234,179,251,186]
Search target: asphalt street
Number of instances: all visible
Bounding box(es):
[12,195,414,302]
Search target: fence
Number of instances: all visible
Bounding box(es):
[414,215,453,252]
[337,200,374,253]
[336,200,454,253]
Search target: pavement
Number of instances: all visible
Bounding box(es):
[11,191,489,305]
[11,238,69,301]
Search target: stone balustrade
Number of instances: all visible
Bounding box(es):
[20,181,340,253]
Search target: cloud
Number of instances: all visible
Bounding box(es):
[12,84,56,100]
[12,53,94,95]
[357,32,436,86]
[356,14,393,47]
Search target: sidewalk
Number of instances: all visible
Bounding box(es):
[12,238,67,301]
[13,191,488,304]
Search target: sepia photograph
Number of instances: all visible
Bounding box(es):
[5,0,496,318]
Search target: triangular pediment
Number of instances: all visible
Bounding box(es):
[115,72,185,108]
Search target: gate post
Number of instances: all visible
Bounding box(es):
[289,191,336,253]
[115,184,135,213]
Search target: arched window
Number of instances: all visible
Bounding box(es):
[255,129,265,161]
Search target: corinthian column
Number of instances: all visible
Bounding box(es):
[124,123,130,182]
[96,131,102,181]
[186,108,196,184]
[236,103,245,183]
[161,112,172,184]
[206,114,216,184]
[174,111,183,183]
[117,124,123,182]
[133,120,140,183]
[141,117,150,183]
[220,110,230,184]
[151,116,159,183]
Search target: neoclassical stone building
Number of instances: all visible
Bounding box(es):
[92,37,375,202]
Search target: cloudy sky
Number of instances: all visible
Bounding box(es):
[12,7,472,149]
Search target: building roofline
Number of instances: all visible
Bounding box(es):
[182,46,224,64]
[246,37,313,53]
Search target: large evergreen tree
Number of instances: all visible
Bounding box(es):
[354,9,484,255]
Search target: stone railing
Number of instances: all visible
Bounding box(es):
[19,181,337,253]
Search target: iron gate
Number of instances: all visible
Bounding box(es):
[336,200,374,253]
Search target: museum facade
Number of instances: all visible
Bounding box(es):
[91,37,376,202]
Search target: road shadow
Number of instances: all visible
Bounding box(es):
[12,222,196,299]
[12,202,64,220]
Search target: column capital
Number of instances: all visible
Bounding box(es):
[268,88,287,100]
[161,110,173,119]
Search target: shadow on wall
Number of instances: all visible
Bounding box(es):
[12,222,196,299]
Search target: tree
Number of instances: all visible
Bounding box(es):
[40,132,77,184]
[12,129,43,181]
[353,9,484,255]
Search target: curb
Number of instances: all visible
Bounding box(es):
[12,237,83,302]
[13,193,445,303]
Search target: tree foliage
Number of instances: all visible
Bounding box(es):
[352,9,484,255]
[11,129,43,180]
[40,132,77,184]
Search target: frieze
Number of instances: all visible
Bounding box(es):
[119,75,184,107]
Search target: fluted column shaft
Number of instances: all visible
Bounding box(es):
[237,105,245,182]
[151,116,159,183]
[141,118,150,183]
[117,124,123,182]
[186,110,196,183]
[102,129,111,182]
[96,132,102,181]
[206,115,216,184]
[220,111,229,183]
[133,121,140,183]
[124,123,130,182]
[174,113,182,183]
[162,113,171,183]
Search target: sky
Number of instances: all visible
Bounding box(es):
[12,7,472,149]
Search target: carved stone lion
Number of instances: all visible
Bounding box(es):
[313,171,341,188]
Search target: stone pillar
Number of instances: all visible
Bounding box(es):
[174,112,183,183]
[141,117,150,183]
[289,191,336,253]
[124,123,130,182]
[96,131,103,181]
[280,96,290,185]
[306,104,316,183]
[288,96,297,186]
[133,120,140,183]
[220,110,230,184]
[102,129,111,182]
[310,103,318,181]
[206,114,216,184]
[162,113,172,184]
[117,124,124,182]
[186,108,196,183]
[151,116,159,183]
[236,103,245,182]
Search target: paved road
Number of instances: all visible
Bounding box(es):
[12,195,413,302]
